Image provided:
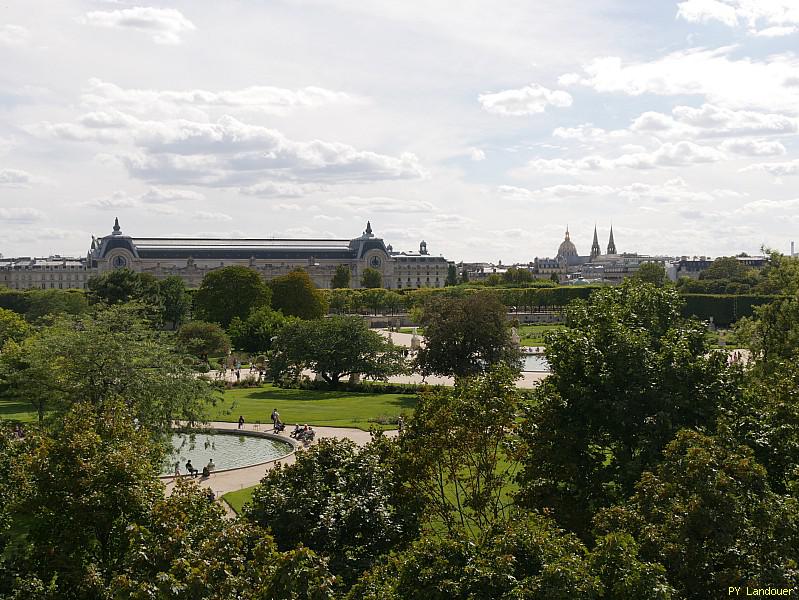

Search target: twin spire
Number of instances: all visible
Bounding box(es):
[587,224,617,259]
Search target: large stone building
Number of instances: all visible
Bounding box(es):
[0,219,451,290]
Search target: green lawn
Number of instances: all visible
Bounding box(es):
[209,384,417,431]
[518,324,563,346]
[0,399,38,423]
[222,486,255,515]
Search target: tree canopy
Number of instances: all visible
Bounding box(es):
[417,293,522,378]
[87,268,160,306]
[360,267,383,289]
[193,266,272,327]
[516,280,738,535]
[273,315,406,386]
[331,264,351,289]
[269,269,328,320]
[176,320,231,365]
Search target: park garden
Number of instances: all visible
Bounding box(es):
[0,255,798,598]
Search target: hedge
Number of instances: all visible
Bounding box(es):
[680,294,781,326]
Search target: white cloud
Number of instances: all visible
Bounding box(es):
[140,187,205,203]
[80,7,196,45]
[721,138,786,156]
[478,83,573,116]
[560,47,799,113]
[677,0,799,36]
[676,0,740,27]
[735,197,799,214]
[194,211,233,221]
[33,113,426,185]
[0,24,31,47]
[744,159,799,175]
[631,103,799,138]
[81,78,358,117]
[526,141,725,173]
[327,196,437,213]
[0,168,35,187]
[0,208,46,223]
[80,188,203,211]
[239,181,321,198]
[469,147,486,161]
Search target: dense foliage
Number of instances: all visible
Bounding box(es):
[270,269,328,320]
[193,265,272,327]
[417,292,522,378]
[272,315,406,386]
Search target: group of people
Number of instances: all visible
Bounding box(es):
[290,424,315,443]
[176,458,216,480]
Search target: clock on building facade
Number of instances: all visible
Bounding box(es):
[112,255,128,269]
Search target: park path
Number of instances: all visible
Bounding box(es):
[163,422,397,513]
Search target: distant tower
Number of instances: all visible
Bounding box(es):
[607,225,617,255]
[590,225,601,260]
[557,226,578,261]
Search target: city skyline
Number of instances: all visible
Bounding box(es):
[2,1,799,261]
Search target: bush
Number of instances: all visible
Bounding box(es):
[681,294,781,326]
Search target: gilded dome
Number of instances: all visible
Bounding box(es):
[557,228,578,259]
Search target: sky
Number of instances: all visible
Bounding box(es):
[1,0,799,262]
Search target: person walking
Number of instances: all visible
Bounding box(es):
[238,415,245,430]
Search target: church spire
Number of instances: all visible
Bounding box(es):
[607,225,617,254]
[590,224,601,260]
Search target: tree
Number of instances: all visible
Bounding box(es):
[699,256,751,281]
[634,262,666,287]
[416,293,522,378]
[6,402,164,597]
[515,280,739,536]
[270,269,328,320]
[360,267,382,289]
[0,305,214,432]
[87,268,160,305]
[502,267,533,284]
[0,307,30,346]
[112,481,336,599]
[445,264,458,286]
[194,266,272,328]
[157,275,191,329]
[25,289,88,322]
[550,272,560,283]
[347,513,602,600]
[331,264,351,289]
[735,297,799,372]
[227,307,291,353]
[460,268,469,283]
[273,315,406,387]
[755,252,799,295]
[594,430,799,598]
[246,436,421,585]
[176,320,231,365]
[400,366,522,537]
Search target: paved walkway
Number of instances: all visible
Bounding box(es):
[163,422,396,508]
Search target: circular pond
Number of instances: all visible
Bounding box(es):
[163,431,293,475]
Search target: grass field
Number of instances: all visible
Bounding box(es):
[209,384,417,431]
[0,399,38,423]
[518,324,563,346]
[222,486,255,514]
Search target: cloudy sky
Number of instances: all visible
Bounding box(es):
[2,0,799,262]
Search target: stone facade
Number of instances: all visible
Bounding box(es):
[0,219,451,291]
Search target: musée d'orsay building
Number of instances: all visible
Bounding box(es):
[0,219,451,291]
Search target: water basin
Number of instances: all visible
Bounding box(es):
[523,354,550,372]
[163,431,293,475]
